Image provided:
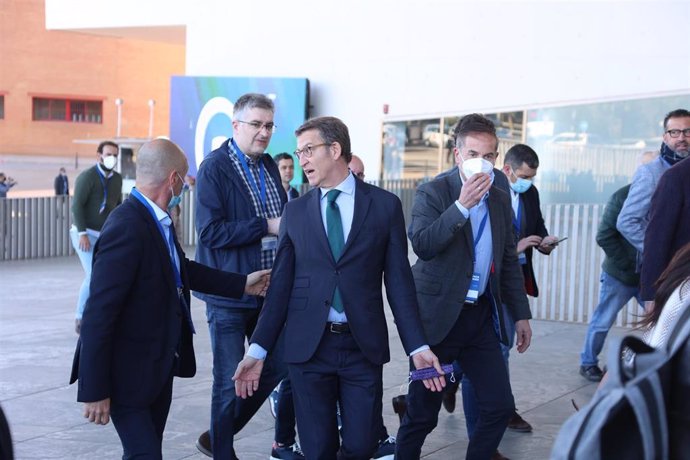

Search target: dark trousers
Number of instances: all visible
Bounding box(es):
[288,328,382,460]
[396,299,514,460]
[110,372,174,460]
[275,377,297,445]
[206,304,287,460]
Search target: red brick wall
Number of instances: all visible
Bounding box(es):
[0,0,185,157]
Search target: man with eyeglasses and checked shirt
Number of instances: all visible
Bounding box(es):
[616,109,690,283]
[193,93,299,460]
[639,109,690,315]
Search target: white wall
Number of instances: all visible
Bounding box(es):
[47,0,690,178]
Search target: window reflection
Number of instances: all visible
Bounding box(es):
[381,94,690,203]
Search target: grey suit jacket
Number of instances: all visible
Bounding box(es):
[616,156,671,253]
[408,167,531,346]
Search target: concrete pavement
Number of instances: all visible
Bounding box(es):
[0,251,629,459]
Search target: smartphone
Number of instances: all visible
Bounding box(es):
[549,237,568,246]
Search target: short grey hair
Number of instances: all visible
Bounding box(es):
[233,93,275,121]
[136,139,188,187]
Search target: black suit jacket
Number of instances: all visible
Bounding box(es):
[516,185,549,297]
[251,178,428,365]
[408,167,531,346]
[287,186,300,201]
[54,174,69,195]
[70,197,248,407]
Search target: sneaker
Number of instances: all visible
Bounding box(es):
[269,382,281,419]
[371,435,395,460]
[270,442,305,460]
[196,430,212,457]
[579,365,604,382]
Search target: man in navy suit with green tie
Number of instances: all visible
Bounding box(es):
[233,116,444,459]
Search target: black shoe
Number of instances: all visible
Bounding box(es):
[441,379,460,413]
[392,395,407,423]
[579,365,604,382]
[196,430,212,457]
[270,442,305,460]
[507,412,533,433]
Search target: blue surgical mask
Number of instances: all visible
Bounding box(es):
[168,173,188,212]
[510,177,533,194]
[508,168,533,194]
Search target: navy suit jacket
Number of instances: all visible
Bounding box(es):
[70,197,247,407]
[251,178,428,365]
[640,158,690,300]
[408,167,531,346]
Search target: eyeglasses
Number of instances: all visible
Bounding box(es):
[237,120,277,133]
[665,128,690,138]
[294,143,331,159]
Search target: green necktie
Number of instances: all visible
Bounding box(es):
[326,190,344,313]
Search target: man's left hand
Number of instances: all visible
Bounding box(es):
[84,398,111,425]
[515,319,532,353]
[232,356,264,399]
[411,349,446,392]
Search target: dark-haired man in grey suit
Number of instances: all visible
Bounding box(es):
[396,114,532,460]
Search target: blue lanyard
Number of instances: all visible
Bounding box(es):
[472,209,489,263]
[233,141,267,212]
[512,199,522,237]
[131,188,182,289]
[96,167,111,214]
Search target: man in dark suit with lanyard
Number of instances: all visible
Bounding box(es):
[395,114,533,460]
[71,139,270,459]
[233,116,444,459]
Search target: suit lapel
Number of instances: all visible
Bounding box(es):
[131,197,177,292]
[487,190,503,264]
[449,170,475,256]
[342,180,372,257]
[307,189,334,261]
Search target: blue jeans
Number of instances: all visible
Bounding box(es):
[580,272,642,367]
[461,304,514,438]
[206,304,287,460]
[70,228,98,319]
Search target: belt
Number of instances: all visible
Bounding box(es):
[326,322,350,334]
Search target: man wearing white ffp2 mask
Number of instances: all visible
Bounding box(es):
[397,114,532,460]
[70,141,123,334]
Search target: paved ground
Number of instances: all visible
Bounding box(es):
[0,154,90,198]
[0,252,631,460]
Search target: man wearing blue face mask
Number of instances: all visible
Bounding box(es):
[70,139,271,460]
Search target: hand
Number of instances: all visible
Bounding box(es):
[411,350,446,392]
[75,318,81,335]
[458,173,492,209]
[78,234,91,252]
[517,235,543,253]
[515,320,532,353]
[232,356,264,399]
[537,236,559,253]
[84,398,111,425]
[245,269,271,296]
[267,217,281,235]
[644,300,655,314]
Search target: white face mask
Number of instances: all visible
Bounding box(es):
[102,155,117,170]
[461,157,494,178]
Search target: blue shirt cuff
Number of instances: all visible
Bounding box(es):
[454,200,469,219]
[247,343,268,360]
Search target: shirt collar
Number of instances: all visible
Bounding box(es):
[96,163,113,178]
[320,171,356,201]
[137,189,170,225]
[230,138,259,166]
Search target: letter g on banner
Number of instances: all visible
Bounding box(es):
[195,96,235,170]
